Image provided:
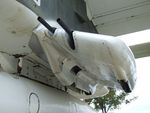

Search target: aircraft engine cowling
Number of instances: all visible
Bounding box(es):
[30,19,136,96]
[71,31,136,93]
[55,59,77,86]
[52,29,75,51]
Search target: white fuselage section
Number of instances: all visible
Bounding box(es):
[0,72,96,113]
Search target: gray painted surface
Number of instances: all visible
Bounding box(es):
[17,0,97,33]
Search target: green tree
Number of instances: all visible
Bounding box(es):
[85,90,137,113]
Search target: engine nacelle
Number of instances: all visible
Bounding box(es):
[30,25,136,96]
[72,31,136,93]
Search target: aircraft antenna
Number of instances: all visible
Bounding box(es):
[37,17,56,34]
[57,18,75,50]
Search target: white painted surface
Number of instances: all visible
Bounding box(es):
[0,53,18,73]
[34,27,136,97]
[0,0,38,54]
[0,72,96,113]
[33,0,41,6]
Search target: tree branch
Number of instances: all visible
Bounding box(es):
[106,103,113,113]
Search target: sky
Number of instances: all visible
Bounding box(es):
[113,29,150,113]
[114,57,150,113]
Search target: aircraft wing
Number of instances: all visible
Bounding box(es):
[85,0,150,36]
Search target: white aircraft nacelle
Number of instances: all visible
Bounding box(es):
[33,27,136,95]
